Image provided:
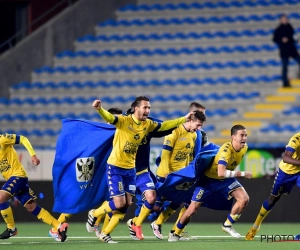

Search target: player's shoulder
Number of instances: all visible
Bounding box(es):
[290,133,300,141]
[220,142,231,150]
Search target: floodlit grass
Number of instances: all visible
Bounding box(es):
[1,223,300,250]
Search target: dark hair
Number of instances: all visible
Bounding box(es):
[280,13,287,19]
[231,125,246,135]
[131,96,150,111]
[192,110,206,122]
[108,107,123,115]
[189,102,206,111]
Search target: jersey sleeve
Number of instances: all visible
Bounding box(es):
[0,133,19,145]
[147,117,185,133]
[217,143,231,167]
[159,130,179,176]
[286,135,300,153]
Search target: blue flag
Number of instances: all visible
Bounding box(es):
[52,119,115,214]
[156,143,220,205]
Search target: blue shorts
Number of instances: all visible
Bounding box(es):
[1,176,37,206]
[107,164,136,197]
[136,172,155,199]
[271,168,300,196]
[191,176,242,211]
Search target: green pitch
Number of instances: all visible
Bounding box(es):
[1,223,299,250]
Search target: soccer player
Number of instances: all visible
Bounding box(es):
[49,108,123,241]
[150,110,206,240]
[86,96,193,243]
[126,107,177,241]
[0,133,68,241]
[169,125,252,241]
[151,102,207,240]
[245,132,300,240]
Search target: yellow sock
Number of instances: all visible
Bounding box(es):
[52,213,72,232]
[93,202,112,218]
[95,215,104,227]
[156,207,176,225]
[224,214,241,226]
[102,214,111,231]
[172,207,186,231]
[1,206,15,229]
[132,216,137,224]
[253,206,271,228]
[102,212,124,234]
[135,205,152,226]
[37,208,60,229]
[174,224,184,236]
[94,201,108,226]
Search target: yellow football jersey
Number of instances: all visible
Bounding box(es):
[279,132,300,174]
[108,115,161,169]
[205,142,248,180]
[157,125,197,177]
[0,134,28,180]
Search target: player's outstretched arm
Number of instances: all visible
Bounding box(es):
[19,135,40,166]
[92,99,115,124]
[218,164,252,179]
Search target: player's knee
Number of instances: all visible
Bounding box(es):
[240,194,249,207]
[146,195,156,205]
[25,200,37,212]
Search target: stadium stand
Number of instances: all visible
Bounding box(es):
[1,0,300,148]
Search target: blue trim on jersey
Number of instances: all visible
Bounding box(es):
[286,146,295,153]
[112,115,118,125]
[163,145,173,151]
[15,135,20,144]
[218,160,228,166]
[152,122,162,133]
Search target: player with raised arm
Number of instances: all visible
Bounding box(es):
[0,133,68,241]
[169,125,252,241]
[245,132,300,240]
[86,96,193,243]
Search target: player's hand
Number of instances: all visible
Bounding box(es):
[282,37,288,43]
[92,99,102,110]
[184,111,194,122]
[244,172,252,179]
[31,155,40,166]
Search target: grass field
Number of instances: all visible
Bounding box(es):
[1,222,300,250]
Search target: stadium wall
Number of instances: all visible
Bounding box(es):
[0,0,136,98]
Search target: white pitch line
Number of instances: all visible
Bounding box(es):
[3,235,259,239]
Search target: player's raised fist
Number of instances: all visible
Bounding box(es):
[92,99,102,110]
[31,155,40,166]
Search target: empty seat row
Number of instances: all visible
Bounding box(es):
[98,13,300,27]
[119,1,298,12]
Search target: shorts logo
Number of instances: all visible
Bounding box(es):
[228,181,240,190]
[129,185,136,191]
[76,157,95,182]
[146,183,155,187]
[196,189,204,200]
[118,182,124,191]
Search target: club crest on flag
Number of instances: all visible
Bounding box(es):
[76,157,95,182]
